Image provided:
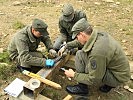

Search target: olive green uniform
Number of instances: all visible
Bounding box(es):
[8,25,53,68]
[53,10,87,50]
[74,29,130,87]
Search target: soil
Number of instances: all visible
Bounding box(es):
[0,0,133,100]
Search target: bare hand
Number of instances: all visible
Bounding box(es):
[64,69,75,78]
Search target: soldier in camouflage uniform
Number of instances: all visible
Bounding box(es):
[8,19,56,71]
[53,3,87,52]
[64,18,130,95]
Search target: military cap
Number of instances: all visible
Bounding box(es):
[72,18,90,39]
[62,3,74,22]
[32,18,49,36]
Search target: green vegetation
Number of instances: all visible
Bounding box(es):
[0,64,16,80]
[12,21,25,30]
[0,51,17,80]
[0,51,9,63]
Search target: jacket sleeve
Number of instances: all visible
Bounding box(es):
[59,19,68,36]
[74,54,107,85]
[15,37,46,66]
[66,39,83,49]
[41,36,53,51]
[78,10,87,20]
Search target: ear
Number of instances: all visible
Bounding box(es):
[32,28,35,33]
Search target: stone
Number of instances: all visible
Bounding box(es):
[0,48,4,53]
[102,0,114,3]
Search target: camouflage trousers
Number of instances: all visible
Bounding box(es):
[75,50,122,87]
[14,51,44,68]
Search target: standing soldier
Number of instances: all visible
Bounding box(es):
[53,3,87,53]
[8,19,56,72]
[64,18,130,95]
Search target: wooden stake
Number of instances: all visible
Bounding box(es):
[63,95,72,100]
[23,70,61,89]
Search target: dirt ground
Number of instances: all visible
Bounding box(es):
[0,0,133,100]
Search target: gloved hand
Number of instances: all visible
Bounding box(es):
[49,49,57,57]
[58,42,67,56]
[45,59,55,68]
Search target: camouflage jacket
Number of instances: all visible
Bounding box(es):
[59,10,87,42]
[74,29,130,85]
[8,25,53,66]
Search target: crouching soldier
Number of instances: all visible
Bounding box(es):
[64,18,130,95]
[8,19,57,72]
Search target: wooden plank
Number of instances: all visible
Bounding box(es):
[23,54,70,99]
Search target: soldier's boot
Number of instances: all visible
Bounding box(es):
[66,83,89,95]
[99,84,115,93]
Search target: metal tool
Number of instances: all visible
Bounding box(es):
[60,68,66,72]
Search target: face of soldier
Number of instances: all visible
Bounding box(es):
[77,32,88,45]
[32,28,43,38]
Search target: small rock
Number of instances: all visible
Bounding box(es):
[12,1,22,6]
[0,63,8,66]
[123,46,127,50]
[107,10,112,13]
[124,85,129,89]
[124,51,131,56]
[29,14,35,17]
[0,48,4,53]
[131,75,133,80]
[121,39,127,43]
[94,2,101,5]
[102,0,114,3]
[0,12,5,15]
[116,2,120,5]
[128,88,133,93]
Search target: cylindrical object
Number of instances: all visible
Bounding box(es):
[30,79,40,89]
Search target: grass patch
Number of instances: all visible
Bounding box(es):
[12,21,25,30]
[0,51,10,63]
[0,64,16,80]
[0,51,17,80]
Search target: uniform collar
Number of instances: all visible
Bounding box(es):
[82,29,98,52]
[27,25,36,43]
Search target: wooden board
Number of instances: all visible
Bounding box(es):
[23,54,70,99]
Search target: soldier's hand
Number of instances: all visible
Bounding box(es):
[49,49,57,57]
[58,44,67,56]
[64,69,75,78]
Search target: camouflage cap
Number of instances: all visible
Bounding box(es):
[32,18,49,36]
[72,18,89,39]
[62,3,74,22]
